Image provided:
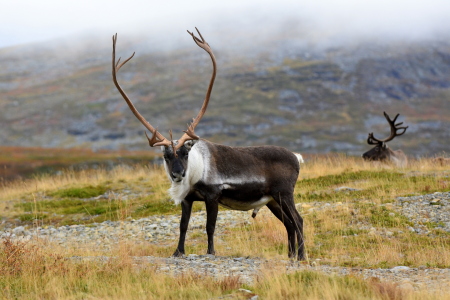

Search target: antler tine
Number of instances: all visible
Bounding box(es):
[395,125,409,137]
[174,28,217,151]
[385,111,408,142]
[387,112,400,123]
[112,33,171,148]
[168,129,178,157]
[183,122,200,139]
[113,36,135,71]
[113,34,135,72]
[144,130,169,147]
[187,27,204,44]
[116,52,135,72]
[370,112,408,144]
[195,27,205,42]
[367,133,380,145]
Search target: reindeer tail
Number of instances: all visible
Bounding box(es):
[293,152,304,164]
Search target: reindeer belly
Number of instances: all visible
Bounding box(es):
[218,195,273,211]
[191,180,272,211]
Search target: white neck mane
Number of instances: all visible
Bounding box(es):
[164,142,205,205]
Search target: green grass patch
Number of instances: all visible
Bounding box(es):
[16,212,48,222]
[14,198,121,224]
[12,192,205,225]
[424,221,446,229]
[132,199,203,217]
[369,206,413,228]
[134,200,181,216]
[295,170,406,203]
[15,198,115,215]
[50,185,108,198]
[298,170,403,188]
[296,170,448,206]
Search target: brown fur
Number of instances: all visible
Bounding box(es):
[168,140,305,260]
[363,145,408,168]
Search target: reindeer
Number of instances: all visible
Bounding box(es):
[362,112,408,167]
[111,29,305,260]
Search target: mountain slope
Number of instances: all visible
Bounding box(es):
[1,34,449,157]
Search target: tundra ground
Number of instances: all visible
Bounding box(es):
[1,154,449,299]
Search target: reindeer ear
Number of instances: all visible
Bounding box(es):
[381,142,387,149]
[184,140,197,151]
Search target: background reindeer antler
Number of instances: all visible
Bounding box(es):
[367,112,408,145]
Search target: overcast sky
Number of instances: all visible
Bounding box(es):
[1,0,450,48]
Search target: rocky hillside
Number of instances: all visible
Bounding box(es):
[0,33,449,157]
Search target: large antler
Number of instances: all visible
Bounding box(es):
[112,33,171,148]
[112,29,216,152]
[174,27,217,151]
[367,111,408,145]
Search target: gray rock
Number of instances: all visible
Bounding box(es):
[335,186,361,192]
[391,266,411,272]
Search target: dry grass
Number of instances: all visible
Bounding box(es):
[0,145,158,182]
[2,237,449,300]
[300,153,450,179]
[0,164,166,200]
[1,154,450,298]
[0,164,172,224]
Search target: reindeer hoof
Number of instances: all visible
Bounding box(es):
[298,252,306,261]
[172,249,185,257]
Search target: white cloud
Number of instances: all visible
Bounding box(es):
[1,0,450,48]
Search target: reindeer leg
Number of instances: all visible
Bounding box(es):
[266,200,297,259]
[205,199,219,255]
[278,196,305,261]
[173,199,193,257]
[294,211,305,261]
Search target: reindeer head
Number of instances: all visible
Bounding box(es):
[362,112,408,162]
[111,28,216,181]
[161,139,197,182]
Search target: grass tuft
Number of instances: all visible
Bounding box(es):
[1,155,450,298]
[50,185,109,199]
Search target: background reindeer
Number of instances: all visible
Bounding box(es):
[362,112,408,167]
[112,29,305,260]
